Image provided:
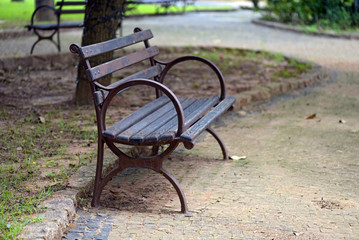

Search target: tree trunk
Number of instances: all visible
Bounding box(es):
[35,0,55,21]
[252,0,259,10]
[75,0,123,105]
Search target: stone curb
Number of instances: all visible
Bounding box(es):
[252,19,359,40]
[16,53,329,240]
[235,62,329,109]
[18,155,119,240]
[0,29,33,39]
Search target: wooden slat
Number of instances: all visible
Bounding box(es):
[26,22,83,30]
[124,98,196,143]
[108,65,162,89]
[145,96,219,143]
[180,96,236,142]
[56,1,87,6]
[87,46,159,81]
[80,29,153,59]
[116,98,194,143]
[103,96,170,138]
[157,96,220,142]
[59,9,85,14]
[58,22,84,28]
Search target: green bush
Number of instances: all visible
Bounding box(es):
[266,0,359,30]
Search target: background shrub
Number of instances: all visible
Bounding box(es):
[266,0,359,30]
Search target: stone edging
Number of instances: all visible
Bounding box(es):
[0,29,33,39]
[252,19,359,40]
[17,56,329,240]
[235,62,330,109]
[18,155,119,239]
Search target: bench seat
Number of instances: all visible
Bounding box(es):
[26,22,84,31]
[103,95,235,145]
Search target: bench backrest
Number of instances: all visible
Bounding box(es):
[56,0,87,15]
[70,28,161,89]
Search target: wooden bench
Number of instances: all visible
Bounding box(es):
[25,0,87,54]
[70,27,236,215]
[25,0,125,54]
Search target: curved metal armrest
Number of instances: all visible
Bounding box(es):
[28,5,58,29]
[156,55,226,100]
[100,78,185,137]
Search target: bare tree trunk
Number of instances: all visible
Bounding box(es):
[75,0,123,105]
[252,0,259,10]
[35,0,55,21]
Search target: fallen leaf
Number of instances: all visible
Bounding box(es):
[339,119,346,124]
[305,113,316,119]
[293,232,303,236]
[238,111,247,117]
[38,116,46,123]
[231,155,247,161]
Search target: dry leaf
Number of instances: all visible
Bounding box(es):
[339,119,346,124]
[231,155,247,161]
[38,116,46,123]
[305,113,316,119]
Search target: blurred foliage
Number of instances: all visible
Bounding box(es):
[265,0,359,30]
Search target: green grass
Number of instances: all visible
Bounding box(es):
[0,0,233,29]
[0,106,96,239]
[296,24,359,35]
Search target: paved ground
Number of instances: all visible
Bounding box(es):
[2,5,358,240]
[63,71,359,239]
[60,10,359,240]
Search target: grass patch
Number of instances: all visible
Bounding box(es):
[296,24,359,35]
[0,105,96,239]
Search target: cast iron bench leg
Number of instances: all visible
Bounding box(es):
[160,168,191,216]
[206,127,228,160]
[91,138,105,207]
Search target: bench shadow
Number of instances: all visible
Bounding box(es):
[93,156,223,215]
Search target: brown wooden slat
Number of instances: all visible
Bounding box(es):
[80,29,153,59]
[144,96,219,143]
[108,65,162,89]
[157,96,220,142]
[181,96,236,142]
[59,9,85,14]
[122,98,196,143]
[87,46,159,81]
[56,1,86,6]
[103,95,170,138]
[58,22,84,28]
